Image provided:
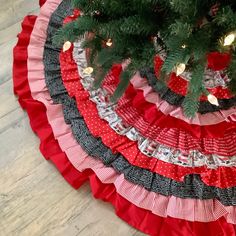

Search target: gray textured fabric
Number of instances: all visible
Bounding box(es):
[140,68,236,114]
[42,0,236,206]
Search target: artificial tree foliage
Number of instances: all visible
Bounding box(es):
[53,0,236,117]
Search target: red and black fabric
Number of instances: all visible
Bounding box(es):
[12,0,236,235]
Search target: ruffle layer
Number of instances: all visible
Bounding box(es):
[12,0,236,234]
[114,80,236,141]
[72,47,236,155]
[23,0,236,223]
[115,86,236,153]
[71,42,236,169]
[42,0,236,202]
[168,74,233,100]
[58,41,236,189]
[153,55,233,100]
[130,72,236,126]
[81,66,236,141]
[141,68,236,113]
[119,84,236,138]
[13,13,83,189]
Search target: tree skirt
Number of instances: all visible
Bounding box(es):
[13,0,236,235]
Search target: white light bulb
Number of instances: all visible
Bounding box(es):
[63,41,72,52]
[176,63,186,76]
[207,94,219,106]
[83,67,94,75]
[223,33,235,46]
[106,39,113,47]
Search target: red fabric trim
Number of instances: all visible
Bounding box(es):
[90,175,236,236]
[154,56,233,100]
[59,46,236,144]
[120,84,236,139]
[12,10,236,236]
[13,15,84,189]
[59,47,236,188]
[167,73,233,100]
[39,0,47,7]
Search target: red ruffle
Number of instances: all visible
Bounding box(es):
[12,7,236,236]
[207,52,231,71]
[119,84,236,137]
[13,11,236,236]
[154,56,233,100]
[59,46,236,188]
[104,65,236,140]
[167,73,232,100]
[39,0,47,7]
[13,15,84,189]
[61,48,236,156]
[116,95,236,157]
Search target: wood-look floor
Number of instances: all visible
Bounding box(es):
[0,1,145,235]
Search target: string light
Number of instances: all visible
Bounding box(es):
[223,33,235,46]
[181,44,186,48]
[63,41,72,52]
[83,67,94,75]
[94,10,100,15]
[106,39,113,47]
[207,94,219,106]
[176,63,186,76]
[153,36,158,52]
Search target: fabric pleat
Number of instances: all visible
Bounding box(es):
[58,45,236,188]
[12,0,236,235]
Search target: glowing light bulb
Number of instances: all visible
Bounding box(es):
[83,67,94,75]
[176,63,186,76]
[63,41,72,52]
[223,33,235,46]
[106,39,113,47]
[94,10,100,15]
[181,44,186,48]
[207,94,219,106]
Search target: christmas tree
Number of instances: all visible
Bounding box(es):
[53,0,236,117]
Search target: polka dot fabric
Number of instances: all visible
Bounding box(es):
[100,71,236,157]
[59,46,236,189]
[13,0,236,234]
[61,49,236,158]
[110,82,236,140]
[116,94,236,155]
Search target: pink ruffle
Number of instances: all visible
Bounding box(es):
[116,93,236,155]
[99,66,236,142]
[70,48,236,158]
[130,72,236,125]
[59,45,236,188]
[92,68,236,157]
[24,0,236,224]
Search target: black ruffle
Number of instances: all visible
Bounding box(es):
[140,68,236,114]
[42,0,236,206]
